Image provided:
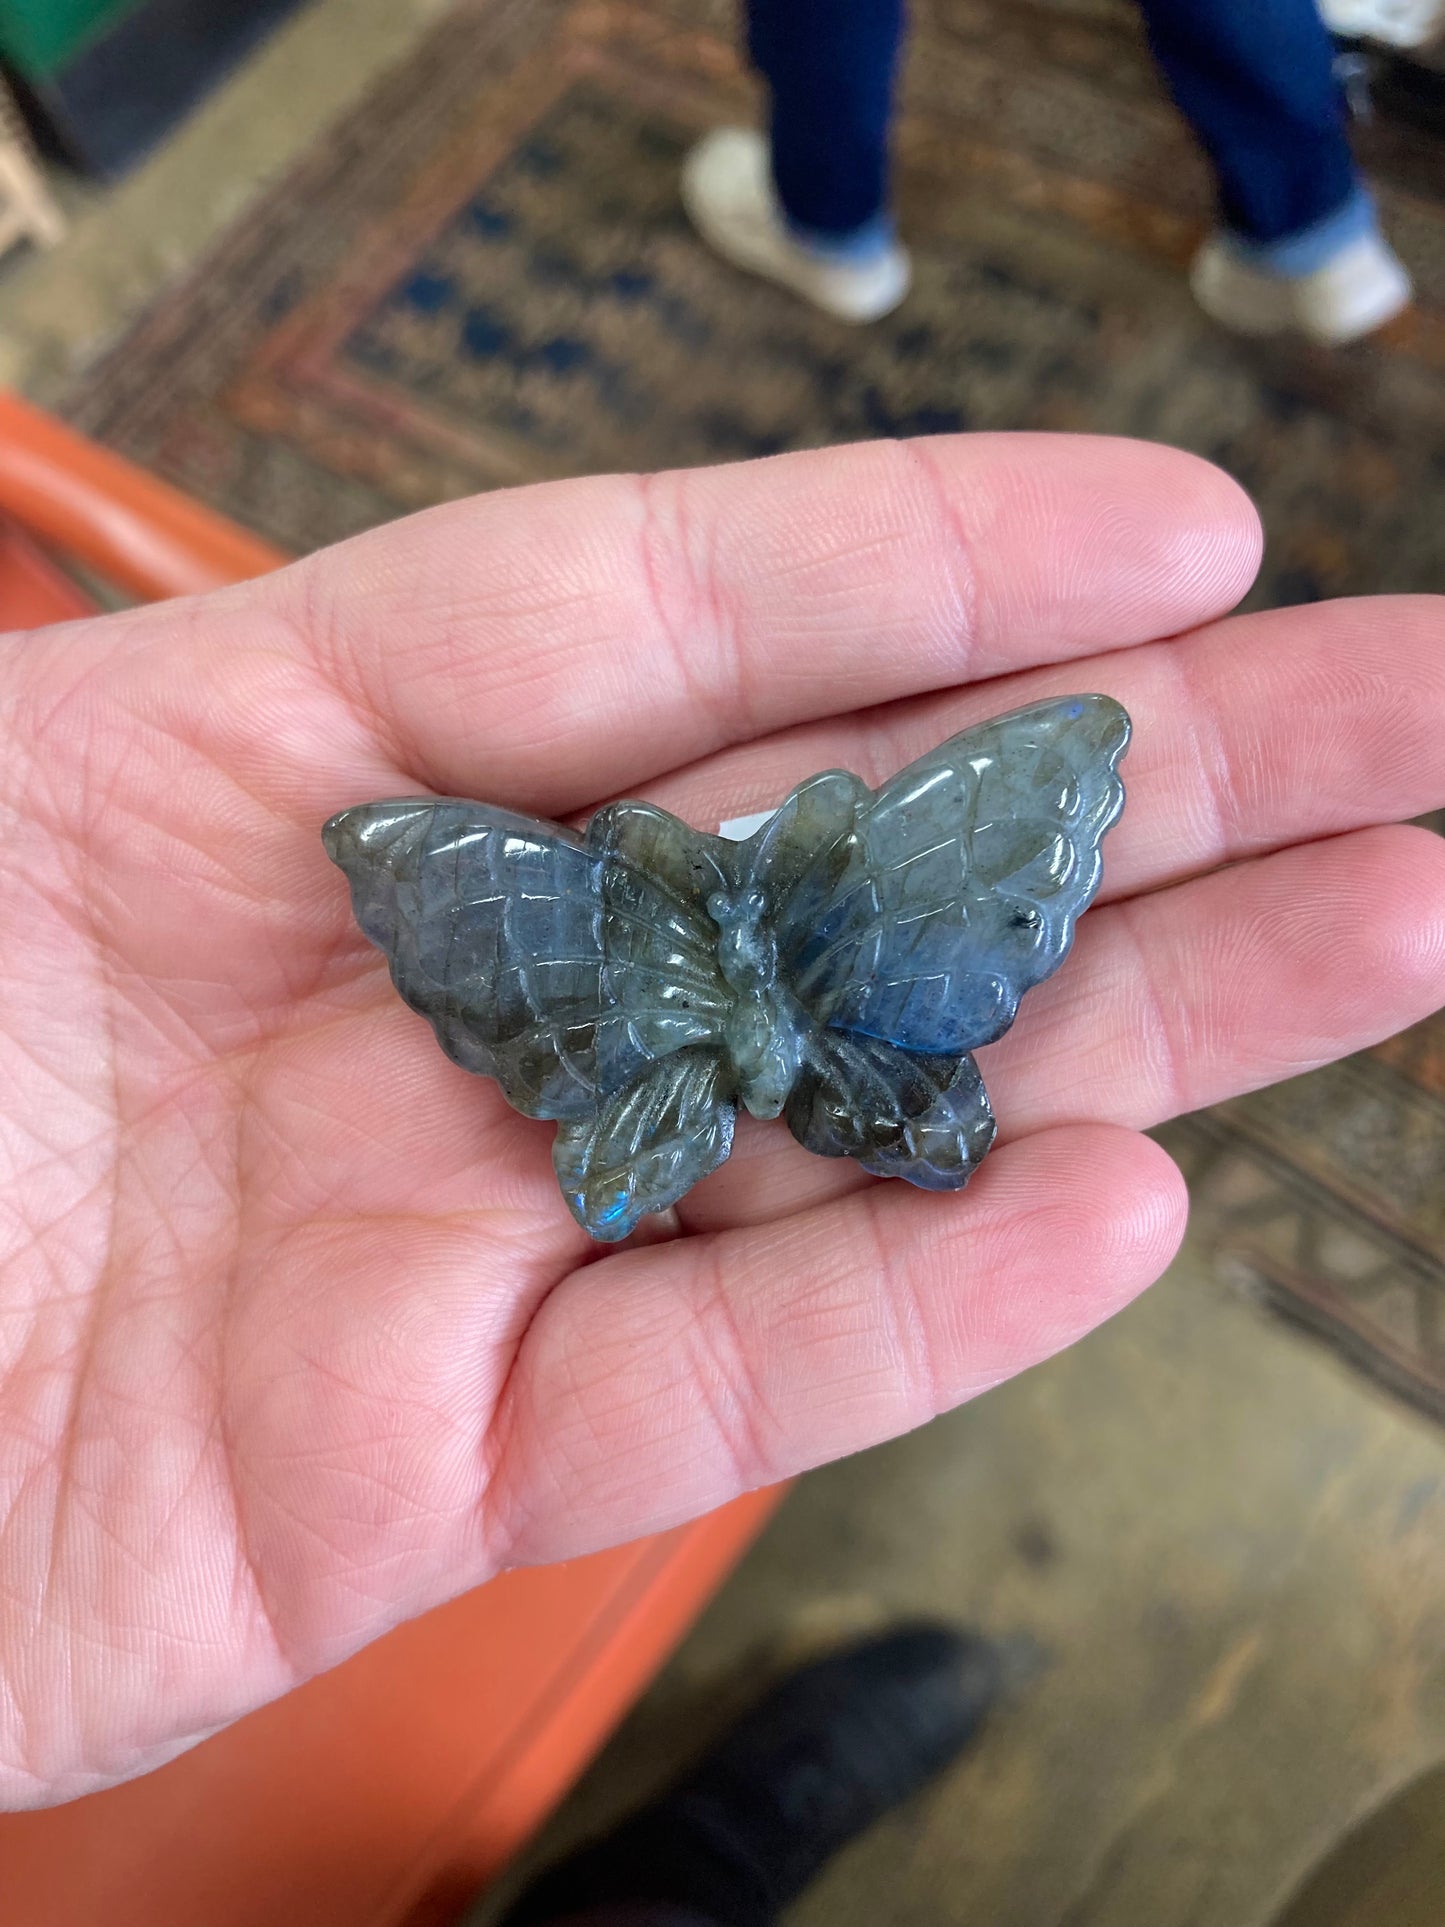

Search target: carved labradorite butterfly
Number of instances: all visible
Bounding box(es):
[323,693,1129,1240]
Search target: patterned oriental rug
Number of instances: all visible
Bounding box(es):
[62,0,1445,1419]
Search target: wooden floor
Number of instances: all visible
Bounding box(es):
[476,1244,1445,1927]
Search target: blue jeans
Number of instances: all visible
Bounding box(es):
[746,0,1371,269]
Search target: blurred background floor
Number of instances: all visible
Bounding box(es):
[35,0,1445,608]
[0,1,1441,1921]
[469,1238,1445,1927]
[0,0,454,396]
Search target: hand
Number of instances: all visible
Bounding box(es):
[2,434,1442,1806]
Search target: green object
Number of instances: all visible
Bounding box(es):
[0,0,143,78]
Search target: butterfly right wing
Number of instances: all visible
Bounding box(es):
[735,695,1126,1191]
[784,1028,996,1191]
[758,694,1130,1057]
[323,798,732,1126]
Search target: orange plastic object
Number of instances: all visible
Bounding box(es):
[0,1492,782,1927]
[0,515,96,629]
[0,389,284,601]
[0,391,785,1922]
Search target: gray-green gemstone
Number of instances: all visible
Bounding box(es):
[323,693,1130,1240]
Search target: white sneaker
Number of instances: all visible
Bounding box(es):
[682,127,911,324]
[1190,229,1412,345]
[1318,0,1444,49]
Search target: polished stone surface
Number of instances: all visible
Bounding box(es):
[324,693,1129,1238]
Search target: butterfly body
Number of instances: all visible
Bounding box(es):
[699,885,803,1117]
[324,694,1130,1240]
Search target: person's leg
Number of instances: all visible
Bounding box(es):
[1140,0,1358,246]
[680,0,911,322]
[495,1626,1003,1927]
[745,0,905,249]
[1137,0,1410,340]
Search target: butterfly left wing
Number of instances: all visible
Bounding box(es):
[324,795,735,1108]
[585,798,738,1092]
[324,798,739,1237]
[568,801,740,1236]
[755,693,1131,1058]
[554,1045,736,1239]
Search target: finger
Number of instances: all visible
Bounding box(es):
[281,435,1260,810]
[638,594,1445,907]
[485,1124,1187,1564]
[675,823,1445,1232]
[983,820,1445,1139]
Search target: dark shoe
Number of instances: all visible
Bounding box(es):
[499,1623,1004,1927]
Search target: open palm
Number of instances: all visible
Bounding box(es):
[3,434,1443,1807]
